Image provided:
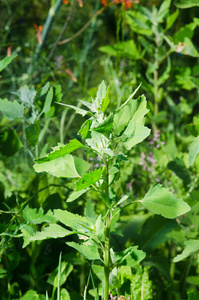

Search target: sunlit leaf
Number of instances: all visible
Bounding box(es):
[0,98,24,120]
[189,136,199,166]
[34,154,89,178]
[76,168,103,191]
[173,239,199,262]
[139,184,191,219]
[66,242,101,261]
[175,0,199,8]
[114,246,146,267]
[0,53,18,72]
[30,224,73,241]
[35,139,85,163]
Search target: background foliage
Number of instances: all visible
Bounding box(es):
[0,0,199,299]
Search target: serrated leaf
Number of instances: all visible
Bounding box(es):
[35,139,85,163]
[76,168,103,191]
[173,239,199,262]
[0,98,24,120]
[30,224,73,241]
[0,53,18,72]
[93,113,113,133]
[78,119,92,139]
[139,184,191,219]
[96,80,107,107]
[23,206,56,224]
[67,188,90,202]
[114,246,146,267]
[66,242,100,260]
[34,154,89,178]
[54,209,93,232]
[189,136,199,166]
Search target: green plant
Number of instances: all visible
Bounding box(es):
[26,81,190,300]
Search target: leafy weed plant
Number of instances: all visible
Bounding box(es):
[30,81,190,299]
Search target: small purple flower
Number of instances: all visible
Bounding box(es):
[109,292,117,300]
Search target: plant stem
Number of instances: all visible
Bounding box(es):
[153,48,159,118]
[104,211,111,300]
[103,155,111,300]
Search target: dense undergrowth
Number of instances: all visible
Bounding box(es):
[1,0,199,299]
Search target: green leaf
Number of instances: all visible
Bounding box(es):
[41,86,53,115]
[187,289,199,300]
[23,206,56,224]
[47,261,73,287]
[122,120,151,150]
[175,0,199,8]
[114,246,146,267]
[34,154,89,178]
[19,290,43,300]
[78,119,92,139]
[189,136,199,166]
[93,113,114,133]
[0,98,24,120]
[126,11,153,36]
[58,102,89,117]
[67,188,90,202]
[166,9,179,31]
[99,40,140,60]
[101,86,110,113]
[113,95,149,136]
[66,242,101,261]
[0,128,23,156]
[0,53,18,72]
[173,239,199,262]
[35,139,85,163]
[20,85,36,107]
[25,121,40,146]
[30,224,73,241]
[76,168,103,191]
[139,184,191,219]
[167,158,191,185]
[54,209,93,232]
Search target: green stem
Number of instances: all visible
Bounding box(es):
[153,48,159,118]
[103,155,111,300]
[104,211,111,300]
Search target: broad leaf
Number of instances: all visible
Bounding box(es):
[93,113,113,134]
[76,168,103,191]
[47,261,73,287]
[0,53,18,72]
[173,239,199,262]
[167,158,191,185]
[99,40,140,60]
[34,154,89,178]
[114,246,146,267]
[66,242,101,261]
[23,206,56,224]
[175,0,199,8]
[0,98,24,120]
[188,136,199,166]
[54,209,93,232]
[67,188,90,202]
[30,224,73,241]
[139,184,191,219]
[35,139,85,163]
[41,86,53,115]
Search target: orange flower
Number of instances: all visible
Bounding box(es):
[34,24,43,44]
[101,0,108,6]
[63,0,70,4]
